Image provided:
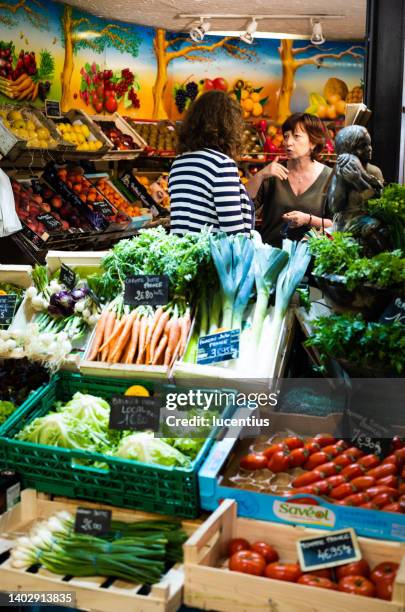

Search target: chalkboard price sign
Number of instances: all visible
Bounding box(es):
[93,201,114,216]
[297,528,361,571]
[380,297,405,325]
[124,275,169,306]
[197,329,240,365]
[37,213,62,231]
[45,100,62,118]
[59,264,76,290]
[109,395,160,431]
[74,507,111,536]
[0,295,17,326]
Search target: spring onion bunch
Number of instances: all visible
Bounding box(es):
[0,325,72,370]
[10,511,187,584]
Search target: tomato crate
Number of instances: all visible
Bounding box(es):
[184,499,405,612]
[0,371,232,518]
[0,489,200,612]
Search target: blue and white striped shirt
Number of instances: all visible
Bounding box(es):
[168,148,253,235]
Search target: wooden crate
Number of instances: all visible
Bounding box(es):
[184,499,405,612]
[171,308,295,391]
[0,489,199,612]
[92,113,147,160]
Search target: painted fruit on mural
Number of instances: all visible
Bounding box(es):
[231,79,269,119]
[172,77,228,114]
[0,41,54,101]
[79,63,141,114]
[305,77,363,119]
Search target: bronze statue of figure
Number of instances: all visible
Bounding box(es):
[328,125,389,254]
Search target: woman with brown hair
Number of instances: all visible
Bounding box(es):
[246,113,333,246]
[168,90,253,235]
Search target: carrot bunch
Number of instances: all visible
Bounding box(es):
[87,305,191,367]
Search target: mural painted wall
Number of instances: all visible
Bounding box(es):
[0,0,365,124]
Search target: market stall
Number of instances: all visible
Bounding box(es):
[1,1,405,611]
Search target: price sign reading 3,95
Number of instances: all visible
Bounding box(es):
[74,507,111,536]
[124,275,169,306]
[297,528,361,572]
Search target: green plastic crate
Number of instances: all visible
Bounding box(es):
[0,372,230,518]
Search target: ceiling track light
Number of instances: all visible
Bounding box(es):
[310,19,325,45]
[189,18,211,42]
[240,17,257,44]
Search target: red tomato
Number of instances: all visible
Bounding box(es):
[367,463,397,480]
[268,450,290,473]
[251,541,279,563]
[313,433,336,447]
[391,436,404,451]
[401,465,405,480]
[305,568,333,579]
[366,486,398,499]
[376,579,394,601]
[336,560,370,580]
[292,471,320,488]
[333,454,353,469]
[284,436,304,450]
[377,475,398,489]
[373,492,398,508]
[263,442,288,459]
[330,482,355,499]
[358,454,380,470]
[229,550,266,576]
[394,447,405,466]
[382,502,401,513]
[314,461,340,478]
[338,575,376,597]
[264,562,302,582]
[326,474,346,488]
[341,463,366,481]
[342,447,365,460]
[383,454,398,466]
[306,480,332,496]
[228,538,250,557]
[399,494,405,513]
[297,575,337,589]
[398,483,405,496]
[360,501,378,509]
[303,452,329,471]
[351,476,376,491]
[288,447,309,468]
[344,492,370,506]
[304,440,322,454]
[322,444,342,458]
[240,453,268,471]
[370,562,399,585]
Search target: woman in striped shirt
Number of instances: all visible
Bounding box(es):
[169,90,254,235]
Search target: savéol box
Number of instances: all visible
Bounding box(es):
[198,410,405,542]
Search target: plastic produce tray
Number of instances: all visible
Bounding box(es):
[0,372,231,518]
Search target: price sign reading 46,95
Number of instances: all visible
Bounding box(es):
[297,528,361,572]
[124,275,169,306]
[74,507,111,536]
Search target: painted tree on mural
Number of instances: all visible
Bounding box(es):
[277,40,365,124]
[152,29,256,119]
[0,0,46,27]
[60,5,141,111]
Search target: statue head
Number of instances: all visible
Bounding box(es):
[335,125,372,165]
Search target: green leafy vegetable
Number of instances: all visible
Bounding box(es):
[114,432,191,467]
[306,314,405,374]
[0,400,17,426]
[309,233,361,276]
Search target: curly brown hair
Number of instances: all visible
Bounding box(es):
[282,113,326,160]
[176,90,244,160]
